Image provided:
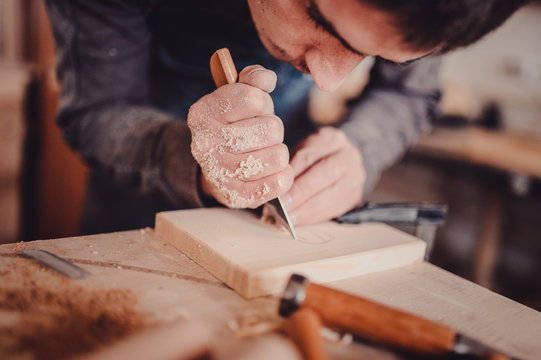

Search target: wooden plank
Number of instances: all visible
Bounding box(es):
[155,208,426,298]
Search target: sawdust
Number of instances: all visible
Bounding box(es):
[220,123,268,153]
[0,256,147,360]
[217,98,232,114]
[191,130,269,208]
[232,155,264,180]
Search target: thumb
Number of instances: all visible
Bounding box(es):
[238,65,277,93]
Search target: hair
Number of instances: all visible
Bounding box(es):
[361,0,530,53]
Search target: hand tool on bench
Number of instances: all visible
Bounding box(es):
[335,203,446,226]
[210,48,297,240]
[21,249,89,279]
[279,274,518,360]
[335,202,447,260]
[284,307,327,360]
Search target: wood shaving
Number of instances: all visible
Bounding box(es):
[0,257,147,359]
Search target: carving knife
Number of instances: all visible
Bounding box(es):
[210,48,297,240]
[21,249,89,279]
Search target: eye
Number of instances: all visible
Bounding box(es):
[304,3,366,58]
[306,12,326,33]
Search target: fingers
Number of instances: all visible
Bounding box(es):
[198,143,291,208]
[238,65,277,93]
[188,65,276,128]
[206,165,294,209]
[287,175,361,225]
[213,144,290,181]
[290,127,348,177]
[188,84,274,127]
[286,155,364,225]
[191,115,284,157]
[285,127,365,225]
[220,115,284,154]
[287,150,348,210]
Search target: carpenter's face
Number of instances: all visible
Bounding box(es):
[247,0,434,92]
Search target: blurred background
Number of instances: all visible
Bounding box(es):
[1,1,540,310]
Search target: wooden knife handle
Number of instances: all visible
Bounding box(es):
[302,282,457,355]
[285,308,328,360]
[210,48,238,87]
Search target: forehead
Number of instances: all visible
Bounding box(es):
[314,0,433,63]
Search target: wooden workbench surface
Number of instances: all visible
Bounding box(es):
[1,228,540,359]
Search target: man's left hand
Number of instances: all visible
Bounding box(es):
[283,127,365,225]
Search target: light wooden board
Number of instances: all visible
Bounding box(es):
[155,208,426,298]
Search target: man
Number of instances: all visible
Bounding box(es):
[46,0,527,234]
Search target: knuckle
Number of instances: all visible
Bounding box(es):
[321,126,343,141]
[244,87,271,112]
[266,116,284,140]
[187,101,203,128]
[234,154,265,180]
[280,168,294,191]
[317,126,333,136]
[240,64,260,75]
[243,85,261,102]
[247,67,265,82]
[293,183,309,202]
[190,136,210,158]
[261,115,284,145]
[276,144,290,168]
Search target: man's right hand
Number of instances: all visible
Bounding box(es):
[187,65,293,208]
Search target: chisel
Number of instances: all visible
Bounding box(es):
[210,48,297,240]
[280,274,518,360]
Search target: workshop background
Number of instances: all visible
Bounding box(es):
[1,1,540,310]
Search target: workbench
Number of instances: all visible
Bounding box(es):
[1,228,540,359]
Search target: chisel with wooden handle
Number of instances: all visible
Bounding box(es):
[279,274,518,360]
[210,48,297,240]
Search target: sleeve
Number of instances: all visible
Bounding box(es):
[45,0,204,208]
[339,56,442,200]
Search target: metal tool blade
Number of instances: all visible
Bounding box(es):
[263,196,298,240]
[335,203,447,225]
[22,249,89,279]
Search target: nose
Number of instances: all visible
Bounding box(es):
[305,47,363,92]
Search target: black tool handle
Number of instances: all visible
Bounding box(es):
[335,202,447,226]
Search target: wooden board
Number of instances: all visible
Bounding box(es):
[155,208,426,298]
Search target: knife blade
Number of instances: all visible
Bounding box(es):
[262,197,298,240]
